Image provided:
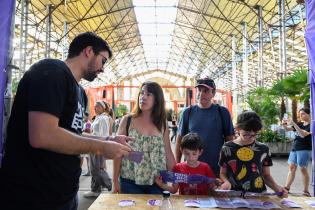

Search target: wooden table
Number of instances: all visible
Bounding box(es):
[88,193,315,210]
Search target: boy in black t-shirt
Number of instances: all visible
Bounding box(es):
[218,111,287,197]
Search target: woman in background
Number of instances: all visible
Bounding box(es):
[84,101,112,198]
[283,108,312,196]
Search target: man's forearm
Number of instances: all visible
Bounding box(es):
[82,132,111,141]
[175,135,182,163]
[31,126,107,155]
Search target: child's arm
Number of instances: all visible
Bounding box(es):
[262,166,288,197]
[155,176,178,194]
[219,167,231,190]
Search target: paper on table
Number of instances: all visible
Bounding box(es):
[118,200,135,207]
[305,200,315,208]
[281,199,302,208]
[184,198,281,209]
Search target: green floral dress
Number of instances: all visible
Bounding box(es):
[121,128,166,185]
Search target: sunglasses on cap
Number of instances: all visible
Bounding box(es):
[196,78,216,89]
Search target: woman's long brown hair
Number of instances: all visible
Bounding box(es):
[133,81,166,132]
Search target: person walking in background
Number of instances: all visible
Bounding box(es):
[113,81,176,194]
[219,111,287,197]
[283,108,312,196]
[170,116,178,143]
[81,112,92,176]
[0,32,133,210]
[84,101,112,198]
[176,77,234,176]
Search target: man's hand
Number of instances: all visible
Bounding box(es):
[101,141,132,159]
[109,135,135,146]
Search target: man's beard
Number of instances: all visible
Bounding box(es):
[83,59,98,82]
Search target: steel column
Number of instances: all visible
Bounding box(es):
[257,5,264,87]
[45,4,52,58]
[242,22,248,101]
[232,35,238,115]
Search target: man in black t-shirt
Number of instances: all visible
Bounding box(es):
[0,32,133,210]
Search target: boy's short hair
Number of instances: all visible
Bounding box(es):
[236,111,262,132]
[181,133,203,150]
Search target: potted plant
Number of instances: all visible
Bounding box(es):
[257,129,291,155]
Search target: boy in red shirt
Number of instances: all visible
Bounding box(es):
[156,133,216,195]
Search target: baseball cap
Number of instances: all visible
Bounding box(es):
[195,77,216,90]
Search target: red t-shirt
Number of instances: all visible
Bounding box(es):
[173,162,215,195]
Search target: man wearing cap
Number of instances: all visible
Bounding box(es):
[175,77,234,176]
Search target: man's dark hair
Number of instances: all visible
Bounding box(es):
[84,112,89,117]
[180,133,203,150]
[67,32,112,59]
[236,111,262,132]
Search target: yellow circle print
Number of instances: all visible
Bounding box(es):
[254,177,264,188]
[236,147,254,161]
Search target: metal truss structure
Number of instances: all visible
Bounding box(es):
[13,0,307,97]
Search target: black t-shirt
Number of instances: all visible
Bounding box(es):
[219,141,273,193]
[0,59,87,208]
[292,123,312,151]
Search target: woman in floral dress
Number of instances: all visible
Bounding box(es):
[113,81,176,194]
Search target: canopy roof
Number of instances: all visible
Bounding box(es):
[13,0,307,92]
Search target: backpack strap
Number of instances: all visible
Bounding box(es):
[217,104,226,139]
[184,106,192,134]
[126,115,132,136]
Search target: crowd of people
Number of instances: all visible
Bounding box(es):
[0,32,312,210]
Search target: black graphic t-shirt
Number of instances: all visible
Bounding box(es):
[219,141,273,193]
[0,59,87,208]
[292,123,312,151]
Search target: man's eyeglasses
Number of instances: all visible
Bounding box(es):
[240,132,260,139]
[98,53,108,66]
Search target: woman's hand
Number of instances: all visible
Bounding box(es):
[112,179,120,193]
[155,176,164,188]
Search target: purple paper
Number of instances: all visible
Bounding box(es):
[281,199,301,208]
[0,0,15,168]
[160,170,216,184]
[305,0,315,196]
[147,199,161,206]
[126,151,144,163]
[118,200,135,207]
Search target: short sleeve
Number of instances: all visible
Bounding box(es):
[172,164,181,173]
[28,62,68,118]
[262,146,273,167]
[218,145,228,167]
[178,107,190,136]
[220,106,234,137]
[205,163,216,178]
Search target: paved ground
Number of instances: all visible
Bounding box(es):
[78,143,314,210]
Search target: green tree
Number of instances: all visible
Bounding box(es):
[270,68,309,122]
[247,87,278,129]
[114,104,128,118]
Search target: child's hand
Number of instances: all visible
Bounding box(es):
[219,180,231,190]
[276,186,288,198]
[155,176,164,188]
